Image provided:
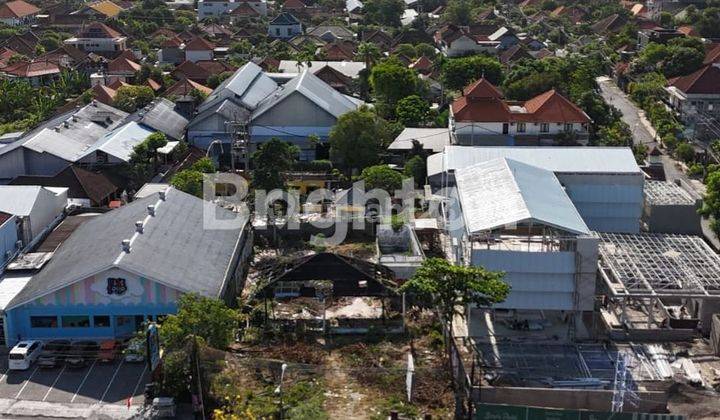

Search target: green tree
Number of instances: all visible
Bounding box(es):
[443,0,473,26]
[441,56,503,91]
[356,42,381,69]
[659,11,674,27]
[675,142,696,162]
[360,165,403,191]
[393,43,417,58]
[252,138,299,191]
[160,293,238,350]
[396,95,430,127]
[113,85,155,112]
[700,170,720,236]
[403,155,426,187]
[170,169,205,197]
[329,106,398,175]
[363,0,404,26]
[370,58,418,114]
[664,47,704,77]
[400,258,509,327]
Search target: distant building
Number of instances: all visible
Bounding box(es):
[197,0,268,20]
[63,22,127,54]
[449,78,591,145]
[0,0,39,26]
[268,12,302,39]
[0,186,67,245]
[184,37,215,63]
[666,64,720,123]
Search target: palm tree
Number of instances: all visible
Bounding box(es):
[356,42,381,70]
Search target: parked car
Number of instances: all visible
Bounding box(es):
[66,341,99,368]
[98,340,120,362]
[123,338,145,363]
[8,340,43,370]
[37,340,71,368]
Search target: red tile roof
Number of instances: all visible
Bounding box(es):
[283,0,307,10]
[670,64,720,95]
[106,79,130,90]
[164,78,213,96]
[463,78,503,99]
[184,36,215,51]
[452,79,589,123]
[2,60,60,77]
[171,60,210,81]
[521,89,590,123]
[161,36,183,48]
[78,22,123,39]
[0,47,17,67]
[0,211,12,226]
[677,25,699,37]
[107,56,140,73]
[91,83,117,105]
[146,78,161,91]
[410,55,432,72]
[230,3,259,16]
[195,60,236,74]
[704,43,720,65]
[0,0,39,19]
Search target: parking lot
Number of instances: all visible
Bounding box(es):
[0,358,150,406]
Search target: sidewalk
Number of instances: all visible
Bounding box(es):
[0,398,140,419]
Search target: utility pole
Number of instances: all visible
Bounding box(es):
[225,118,251,174]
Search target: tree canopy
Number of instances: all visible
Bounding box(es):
[370,58,419,114]
[360,165,403,192]
[251,138,299,191]
[400,258,509,326]
[441,56,503,92]
[160,293,238,350]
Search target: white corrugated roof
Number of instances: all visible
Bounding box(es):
[455,158,589,235]
[277,60,366,78]
[428,146,642,177]
[0,186,44,216]
[389,128,450,153]
[83,121,155,162]
[0,274,32,311]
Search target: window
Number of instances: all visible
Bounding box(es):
[30,316,58,328]
[564,123,573,132]
[61,315,90,328]
[275,28,280,36]
[517,122,526,133]
[93,315,110,328]
[540,123,549,133]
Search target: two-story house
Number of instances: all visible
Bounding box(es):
[449,78,591,145]
[64,22,127,55]
[268,12,303,39]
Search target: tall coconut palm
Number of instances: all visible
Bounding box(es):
[356,42,381,70]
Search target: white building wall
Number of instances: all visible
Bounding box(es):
[197,0,267,20]
[471,249,579,310]
[64,37,127,53]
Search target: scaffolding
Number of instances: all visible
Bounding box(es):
[644,180,696,206]
[598,233,720,298]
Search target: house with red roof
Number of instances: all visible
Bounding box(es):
[434,24,500,57]
[159,36,185,65]
[106,54,141,84]
[0,0,40,26]
[0,60,62,87]
[63,22,127,55]
[90,83,118,105]
[666,64,720,123]
[450,78,591,145]
[184,36,215,62]
[171,60,212,83]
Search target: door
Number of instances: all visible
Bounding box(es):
[502,123,509,134]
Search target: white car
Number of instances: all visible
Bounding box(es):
[8,340,43,370]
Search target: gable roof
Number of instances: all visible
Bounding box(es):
[283,0,307,9]
[184,36,215,51]
[704,43,720,65]
[90,83,117,105]
[200,61,278,112]
[455,158,589,236]
[463,77,503,98]
[670,64,720,95]
[0,0,39,19]
[82,121,155,162]
[307,24,354,39]
[270,12,301,25]
[107,56,141,73]
[500,44,532,65]
[2,60,60,77]
[77,22,124,39]
[10,165,118,204]
[251,69,361,121]
[7,187,249,309]
[165,78,213,97]
[130,98,189,141]
[172,59,210,81]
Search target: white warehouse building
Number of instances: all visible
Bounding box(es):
[428,146,645,234]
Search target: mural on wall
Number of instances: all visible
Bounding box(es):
[27,268,182,307]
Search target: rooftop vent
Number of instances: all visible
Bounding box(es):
[159,190,166,201]
[135,220,144,233]
[121,239,131,252]
[147,204,156,216]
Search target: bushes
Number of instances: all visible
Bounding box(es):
[675,142,696,163]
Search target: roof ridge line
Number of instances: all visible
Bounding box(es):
[112,187,171,265]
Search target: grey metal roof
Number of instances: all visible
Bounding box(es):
[389,128,450,153]
[270,12,300,25]
[189,98,250,129]
[346,0,362,11]
[200,62,278,113]
[82,121,155,162]
[0,186,57,217]
[135,98,189,141]
[428,146,642,177]
[0,101,128,162]
[8,187,249,309]
[455,158,589,235]
[252,69,362,120]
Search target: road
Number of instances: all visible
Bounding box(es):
[597,76,720,249]
[596,76,657,148]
